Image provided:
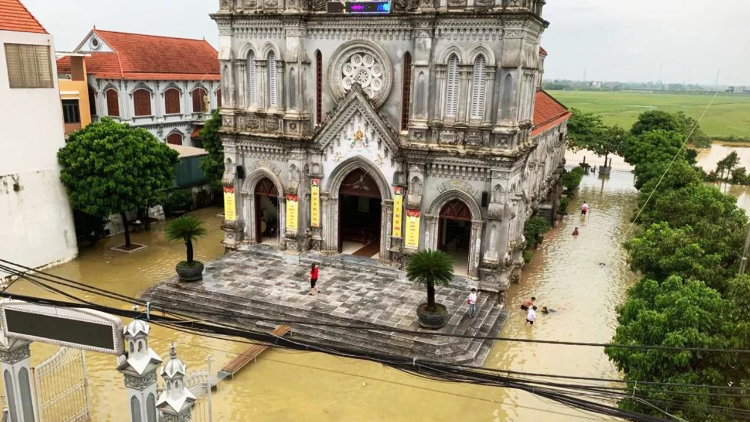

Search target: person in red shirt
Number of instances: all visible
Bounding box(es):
[310,263,319,295]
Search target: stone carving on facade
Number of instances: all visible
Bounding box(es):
[439,130,455,145]
[393,0,419,11]
[327,40,393,108]
[0,344,30,364]
[220,0,232,10]
[466,131,481,146]
[436,180,478,196]
[123,370,158,391]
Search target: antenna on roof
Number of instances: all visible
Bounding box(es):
[93,24,96,29]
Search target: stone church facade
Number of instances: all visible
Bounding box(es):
[214,0,569,296]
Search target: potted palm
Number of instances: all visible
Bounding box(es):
[407,249,454,330]
[165,215,207,282]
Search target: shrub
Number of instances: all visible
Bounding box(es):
[523,250,534,263]
[524,216,551,249]
[558,196,570,214]
[562,167,585,192]
[165,189,193,213]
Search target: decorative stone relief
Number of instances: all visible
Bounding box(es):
[341,53,384,100]
[436,180,478,196]
[123,370,157,391]
[328,40,393,108]
[0,344,30,364]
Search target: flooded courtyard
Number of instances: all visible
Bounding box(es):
[2,156,674,421]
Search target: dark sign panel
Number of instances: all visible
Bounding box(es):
[327,0,391,14]
[1,302,123,355]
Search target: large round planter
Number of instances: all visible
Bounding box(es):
[416,303,449,330]
[599,166,612,176]
[176,261,204,282]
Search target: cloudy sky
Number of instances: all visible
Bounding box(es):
[22,0,750,85]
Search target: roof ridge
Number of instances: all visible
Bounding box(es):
[0,0,48,34]
[93,28,211,43]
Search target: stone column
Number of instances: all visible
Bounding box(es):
[433,66,447,124]
[117,319,162,422]
[237,62,247,110]
[157,344,195,422]
[482,67,496,126]
[456,66,472,126]
[278,194,287,250]
[381,199,393,263]
[277,64,286,113]
[0,335,35,422]
[468,220,484,279]
[257,61,267,111]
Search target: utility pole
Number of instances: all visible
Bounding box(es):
[740,224,750,275]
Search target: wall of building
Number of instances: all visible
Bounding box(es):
[59,56,92,135]
[0,29,78,277]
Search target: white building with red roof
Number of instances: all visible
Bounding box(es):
[57,29,221,147]
[0,0,78,276]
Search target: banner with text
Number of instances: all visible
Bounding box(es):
[404,209,420,249]
[286,194,299,232]
[311,179,320,227]
[392,187,403,238]
[224,187,236,221]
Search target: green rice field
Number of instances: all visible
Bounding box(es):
[547,90,750,138]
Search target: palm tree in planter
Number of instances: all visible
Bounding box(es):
[407,249,454,329]
[166,216,207,282]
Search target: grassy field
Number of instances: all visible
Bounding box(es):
[547,90,750,138]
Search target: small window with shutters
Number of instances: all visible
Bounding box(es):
[166,132,183,145]
[164,88,180,114]
[247,51,257,106]
[268,51,278,107]
[315,51,322,125]
[106,89,120,117]
[470,55,487,119]
[401,52,412,132]
[4,44,53,89]
[133,89,151,116]
[445,54,459,118]
[192,88,207,113]
[216,89,222,108]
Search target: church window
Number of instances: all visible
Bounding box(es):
[164,88,180,114]
[400,52,412,131]
[247,51,257,106]
[106,89,120,117]
[471,54,486,119]
[315,50,322,125]
[341,52,382,99]
[217,89,222,108]
[445,54,459,118]
[166,133,182,145]
[268,51,278,107]
[133,89,151,116]
[192,87,208,113]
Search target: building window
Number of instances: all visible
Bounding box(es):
[216,89,222,108]
[247,51,257,106]
[4,44,53,89]
[133,89,151,116]
[316,50,322,125]
[166,133,182,145]
[192,88,207,113]
[106,89,120,117]
[88,85,97,116]
[445,54,459,118]
[400,52,412,131]
[471,55,487,119]
[62,99,81,123]
[268,51,278,107]
[164,88,180,114]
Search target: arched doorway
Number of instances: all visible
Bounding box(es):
[338,168,382,257]
[254,177,279,245]
[439,199,472,276]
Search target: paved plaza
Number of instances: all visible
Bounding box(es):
[144,247,506,365]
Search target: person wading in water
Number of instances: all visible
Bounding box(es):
[310,263,319,295]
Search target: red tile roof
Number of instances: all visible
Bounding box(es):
[532,91,570,136]
[0,0,47,34]
[58,29,219,81]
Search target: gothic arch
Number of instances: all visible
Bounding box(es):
[160,82,183,96]
[326,156,391,200]
[437,44,466,64]
[241,168,285,196]
[466,44,496,66]
[130,82,154,96]
[190,82,209,95]
[238,41,259,61]
[241,168,286,248]
[427,189,482,221]
[260,41,282,60]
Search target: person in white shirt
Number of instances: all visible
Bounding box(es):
[581,202,590,216]
[467,288,478,318]
[526,306,537,325]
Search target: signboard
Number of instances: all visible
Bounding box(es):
[404,209,420,249]
[224,187,237,222]
[0,301,124,355]
[286,194,299,232]
[327,0,391,14]
[311,179,321,228]
[392,187,404,238]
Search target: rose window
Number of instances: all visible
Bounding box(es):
[341,53,383,99]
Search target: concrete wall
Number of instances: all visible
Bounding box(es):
[59,56,92,135]
[0,29,78,277]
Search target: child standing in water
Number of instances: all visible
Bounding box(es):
[526,306,537,325]
[581,202,590,216]
[572,227,579,236]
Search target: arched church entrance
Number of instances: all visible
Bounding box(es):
[338,168,382,258]
[438,199,472,276]
[254,177,279,246]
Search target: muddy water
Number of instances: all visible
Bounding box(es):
[696,142,750,213]
[6,167,643,421]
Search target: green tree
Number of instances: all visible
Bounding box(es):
[165,215,207,265]
[731,167,748,185]
[199,109,224,189]
[637,160,703,198]
[562,167,585,192]
[630,110,684,137]
[675,111,711,147]
[524,216,551,249]
[406,250,454,312]
[622,130,687,189]
[605,275,750,421]
[566,108,605,152]
[57,119,179,247]
[716,151,740,180]
[592,124,627,167]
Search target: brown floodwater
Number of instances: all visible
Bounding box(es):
[5,163,646,421]
[696,142,750,213]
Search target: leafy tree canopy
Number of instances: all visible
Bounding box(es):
[58,118,179,217]
[637,160,703,198]
[716,151,740,179]
[566,108,605,152]
[630,110,684,137]
[199,109,224,189]
[622,130,687,188]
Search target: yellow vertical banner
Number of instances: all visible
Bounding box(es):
[223,187,237,221]
[286,194,299,232]
[392,187,403,238]
[311,179,320,227]
[404,209,420,249]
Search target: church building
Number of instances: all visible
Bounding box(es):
[214,0,569,296]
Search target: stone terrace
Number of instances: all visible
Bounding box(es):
[143,247,506,366]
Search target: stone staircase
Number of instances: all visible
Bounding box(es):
[144,250,506,366]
